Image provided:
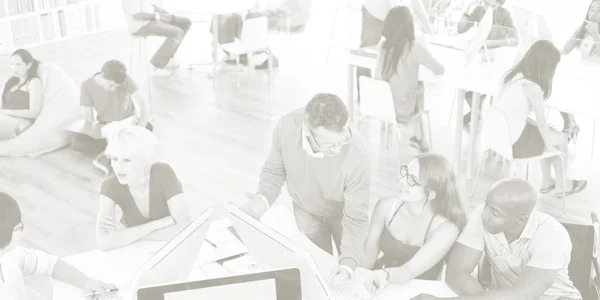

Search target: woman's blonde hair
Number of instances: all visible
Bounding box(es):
[415,153,466,229]
[104,125,158,164]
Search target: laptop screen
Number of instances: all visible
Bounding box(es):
[137,268,302,300]
[164,278,277,300]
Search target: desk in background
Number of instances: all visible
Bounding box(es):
[347,44,506,180]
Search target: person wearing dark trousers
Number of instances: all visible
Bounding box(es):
[121,1,192,75]
[211,0,312,70]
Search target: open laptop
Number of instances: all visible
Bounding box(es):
[224,202,371,300]
[136,267,302,300]
[92,208,214,300]
[511,4,553,56]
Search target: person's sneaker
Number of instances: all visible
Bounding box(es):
[152,68,172,77]
[255,55,279,70]
[93,154,111,176]
[167,58,180,68]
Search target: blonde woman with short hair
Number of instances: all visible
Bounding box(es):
[95,125,191,251]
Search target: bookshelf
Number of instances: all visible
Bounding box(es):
[0,0,125,54]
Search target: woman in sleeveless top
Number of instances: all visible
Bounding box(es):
[95,125,191,251]
[559,0,600,156]
[374,6,445,153]
[0,49,43,140]
[361,153,466,296]
[494,40,587,197]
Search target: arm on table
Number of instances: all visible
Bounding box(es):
[389,219,459,283]
[446,206,486,296]
[359,197,392,269]
[141,193,192,241]
[413,43,445,75]
[485,12,519,49]
[339,159,371,271]
[0,78,42,119]
[95,195,173,251]
[458,6,485,34]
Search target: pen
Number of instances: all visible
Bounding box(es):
[84,288,119,297]
[205,239,218,248]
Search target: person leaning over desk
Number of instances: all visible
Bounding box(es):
[0,192,115,300]
[95,125,191,251]
[361,154,466,297]
[411,178,582,300]
[458,0,519,128]
[558,0,600,147]
[240,93,371,285]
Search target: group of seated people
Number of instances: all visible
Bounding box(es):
[364,0,597,197]
[1,0,599,300]
[0,95,589,300]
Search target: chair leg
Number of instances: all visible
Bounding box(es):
[448,91,457,127]
[425,112,433,151]
[558,155,567,215]
[470,149,489,199]
[525,163,530,181]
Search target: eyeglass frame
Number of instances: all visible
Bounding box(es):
[400,165,421,187]
[302,122,353,150]
[13,221,24,232]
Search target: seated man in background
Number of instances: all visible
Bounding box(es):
[457,0,519,128]
[121,0,192,76]
[241,93,371,285]
[0,192,114,300]
[412,178,581,300]
[95,126,191,251]
[212,0,312,69]
[70,60,152,176]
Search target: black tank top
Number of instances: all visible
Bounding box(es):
[375,201,445,280]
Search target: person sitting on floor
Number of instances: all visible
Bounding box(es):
[211,0,312,69]
[121,0,192,76]
[411,178,582,300]
[70,60,152,176]
[362,153,466,297]
[374,6,445,153]
[0,192,114,300]
[95,125,191,251]
[458,0,519,128]
[0,49,43,140]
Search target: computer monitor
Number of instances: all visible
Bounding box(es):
[224,202,333,300]
[464,5,494,67]
[123,208,215,299]
[136,267,302,300]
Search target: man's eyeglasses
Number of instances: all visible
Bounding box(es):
[400,165,421,187]
[13,221,24,232]
[303,123,352,150]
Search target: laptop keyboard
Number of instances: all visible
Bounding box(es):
[322,274,372,300]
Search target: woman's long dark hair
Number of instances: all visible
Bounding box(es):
[2,49,40,103]
[503,40,560,99]
[571,0,599,49]
[416,153,466,229]
[381,6,415,81]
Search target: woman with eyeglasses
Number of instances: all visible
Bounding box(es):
[0,192,115,299]
[361,153,466,296]
[374,6,445,153]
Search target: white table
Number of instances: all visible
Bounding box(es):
[54,208,458,299]
[347,44,507,179]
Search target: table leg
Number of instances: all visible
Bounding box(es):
[454,90,465,179]
[467,92,482,180]
[348,65,355,124]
